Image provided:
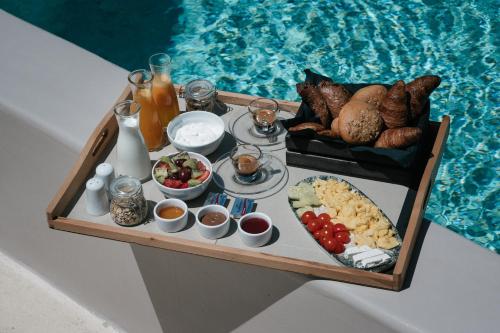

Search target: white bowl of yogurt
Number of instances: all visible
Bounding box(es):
[167,111,225,156]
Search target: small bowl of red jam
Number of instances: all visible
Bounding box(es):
[196,205,230,239]
[238,212,272,247]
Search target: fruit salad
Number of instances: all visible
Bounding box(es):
[154,152,210,189]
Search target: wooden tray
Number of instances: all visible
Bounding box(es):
[46,86,449,290]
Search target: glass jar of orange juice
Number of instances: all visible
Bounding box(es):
[128,69,165,151]
[149,53,180,127]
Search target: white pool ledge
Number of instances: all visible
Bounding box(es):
[1,9,499,333]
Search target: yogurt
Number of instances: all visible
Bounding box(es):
[174,122,220,146]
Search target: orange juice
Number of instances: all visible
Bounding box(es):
[152,73,180,127]
[134,87,165,151]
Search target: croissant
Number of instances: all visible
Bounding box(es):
[296,83,331,128]
[406,75,441,120]
[374,127,422,149]
[379,80,409,128]
[338,100,384,145]
[351,85,387,108]
[288,122,325,132]
[317,81,351,119]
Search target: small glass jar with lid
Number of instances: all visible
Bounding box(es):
[109,176,148,227]
[183,79,217,112]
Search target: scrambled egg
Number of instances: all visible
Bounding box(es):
[312,179,399,250]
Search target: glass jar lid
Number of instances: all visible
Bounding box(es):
[185,79,215,100]
[110,176,142,198]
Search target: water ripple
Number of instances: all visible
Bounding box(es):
[166,0,500,252]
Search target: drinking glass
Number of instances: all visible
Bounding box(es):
[230,144,263,183]
[128,69,165,151]
[149,53,180,127]
[248,98,280,134]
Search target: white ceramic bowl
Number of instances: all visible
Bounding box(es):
[154,199,188,233]
[196,205,230,240]
[152,152,213,201]
[167,111,225,156]
[238,212,273,247]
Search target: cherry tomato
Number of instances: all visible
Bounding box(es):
[301,211,316,225]
[333,223,348,233]
[322,222,334,233]
[323,237,338,252]
[313,230,322,240]
[333,242,345,254]
[317,213,331,224]
[307,219,323,233]
[319,227,334,240]
[317,219,326,229]
[335,231,351,244]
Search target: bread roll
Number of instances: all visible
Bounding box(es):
[288,122,325,132]
[379,80,409,128]
[338,100,384,145]
[406,75,441,120]
[374,127,422,149]
[296,83,331,128]
[351,85,387,108]
[317,81,351,119]
[331,117,340,137]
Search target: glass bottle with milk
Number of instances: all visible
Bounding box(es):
[113,100,151,181]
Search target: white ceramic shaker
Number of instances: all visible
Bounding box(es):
[95,162,115,194]
[85,177,109,216]
[113,100,151,181]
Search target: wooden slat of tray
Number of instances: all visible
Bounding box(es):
[46,87,449,290]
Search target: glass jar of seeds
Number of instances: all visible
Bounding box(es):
[109,176,148,227]
[183,79,216,112]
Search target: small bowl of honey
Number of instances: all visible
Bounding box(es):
[154,199,188,233]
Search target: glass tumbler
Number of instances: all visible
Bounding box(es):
[248,98,280,134]
[230,144,264,183]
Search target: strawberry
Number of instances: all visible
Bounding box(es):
[163,179,182,189]
[196,161,206,172]
[157,162,169,169]
[197,170,210,182]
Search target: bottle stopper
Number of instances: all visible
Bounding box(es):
[85,177,109,216]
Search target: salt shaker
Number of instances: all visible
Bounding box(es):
[95,163,115,194]
[85,177,109,216]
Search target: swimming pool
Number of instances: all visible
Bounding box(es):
[2,0,498,252]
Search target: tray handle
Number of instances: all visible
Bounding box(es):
[91,128,109,157]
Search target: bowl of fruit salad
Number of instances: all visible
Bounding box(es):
[152,152,212,200]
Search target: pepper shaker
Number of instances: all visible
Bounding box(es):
[85,177,109,216]
[95,163,115,194]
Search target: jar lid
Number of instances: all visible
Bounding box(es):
[185,79,215,100]
[110,176,141,197]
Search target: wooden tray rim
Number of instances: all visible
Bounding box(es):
[46,86,450,291]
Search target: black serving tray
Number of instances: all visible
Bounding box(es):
[286,120,438,188]
[283,71,434,186]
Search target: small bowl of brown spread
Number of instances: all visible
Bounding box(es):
[196,205,230,239]
[154,199,188,233]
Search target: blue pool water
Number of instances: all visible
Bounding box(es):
[2,0,499,252]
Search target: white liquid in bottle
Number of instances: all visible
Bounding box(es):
[115,114,151,181]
